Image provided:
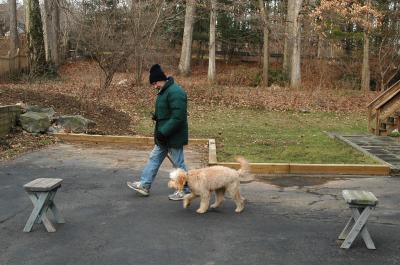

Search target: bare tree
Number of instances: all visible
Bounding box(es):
[361,31,370,91]
[311,0,382,90]
[377,36,400,90]
[52,0,60,65]
[289,0,302,88]
[178,0,196,76]
[208,0,217,83]
[8,0,18,55]
[283,0,292,74]
[258,0,269,87]
[44,0,60,66]
[73,0,181,97]
[24,0,30,36]
[28,0,47,76]
[360,0,372,91]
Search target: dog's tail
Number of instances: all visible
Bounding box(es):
[236,156,254,183]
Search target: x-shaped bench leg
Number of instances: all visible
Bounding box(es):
[32,191,65,225]
[339,206,376,249]
[24,190,64,232]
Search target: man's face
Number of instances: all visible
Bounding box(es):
[151,81,164,90]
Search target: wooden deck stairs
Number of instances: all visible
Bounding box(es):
[368,80,400,135]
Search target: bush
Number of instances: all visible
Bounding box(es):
[268,69,288,86]
[338,74,360,90]
[389,129,400,137]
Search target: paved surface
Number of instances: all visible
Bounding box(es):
[342,135,400,170]
[1,143,400,265]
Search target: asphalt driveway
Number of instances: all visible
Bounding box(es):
[1,143,400,265]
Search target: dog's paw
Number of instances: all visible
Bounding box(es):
[183,199,190,208]
[210,203,219,209]
[196,208,207,214]
[235,207,244,213]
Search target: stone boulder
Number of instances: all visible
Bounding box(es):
[56,115,96,133]
[26,105,56,120]
[20,112,51,133]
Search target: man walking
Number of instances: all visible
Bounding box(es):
[127,64,189,201]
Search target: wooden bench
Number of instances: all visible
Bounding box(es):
[338,190,378,249]
[23,178,65,232]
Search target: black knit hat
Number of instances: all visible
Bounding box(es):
[149,64,167,84]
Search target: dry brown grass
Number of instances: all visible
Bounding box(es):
[0,59,379,162]
[0,59,379,131]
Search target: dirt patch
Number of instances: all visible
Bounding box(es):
[0,86,134,136]
[0,127,57,161]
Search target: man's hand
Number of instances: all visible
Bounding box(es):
[156,131,167,146]
[151,112,157,121]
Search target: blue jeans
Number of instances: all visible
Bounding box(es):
[140,145,188,190]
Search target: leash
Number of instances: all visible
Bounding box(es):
[166,153,178,168]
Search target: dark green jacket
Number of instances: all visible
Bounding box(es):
[154,77,188,148]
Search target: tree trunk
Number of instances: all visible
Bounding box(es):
[283,0,295,74]
[43,0,50,61]
[50,0,60,66]
[43,0,60,67]
[9,0,19,55]
[28,0,47,75]
[24,0,30,35]
[135,56,144,85]
[259,0,269,87]
[178,0,196,76]
[317,35,322,59]
[361,0,371,91]
[361,32,370,91]
[289,0,302,88]
[207,0,217,83]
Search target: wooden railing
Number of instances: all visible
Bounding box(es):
[368,80,400,135]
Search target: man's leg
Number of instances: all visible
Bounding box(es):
[168,147,190,200]
[140,145,168,189]
[127,145,167,195]
[169,147,187,171]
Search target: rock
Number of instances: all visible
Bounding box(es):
[47,125,65,134]
[56,115,96,133]
[26,105,56,120]
[20,112,51,133]
[117,79,129,86]
[299,108,311,114]
[16,102,28,110]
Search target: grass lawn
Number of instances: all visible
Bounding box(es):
[135,107,378,164]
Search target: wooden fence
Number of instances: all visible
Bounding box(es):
[0,105,21,137]
[0,48,29,79]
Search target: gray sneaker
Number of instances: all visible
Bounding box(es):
[168,190,186,201]
[127,181,149,196]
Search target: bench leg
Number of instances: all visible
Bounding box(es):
[29,193,42,224]
[47,191,65,224]
[37,191,57,232]
[340,206,374,249]
[351,207,376,250]
[25,192,57,232]
[24,192,50,232]
[338,216,355,240]
[35,189,65,224]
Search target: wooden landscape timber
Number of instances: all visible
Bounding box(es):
[54,133,392,176]
[54,133,209,146]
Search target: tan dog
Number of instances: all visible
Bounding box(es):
[168,157,251,214]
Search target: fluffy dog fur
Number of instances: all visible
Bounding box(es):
[168,157,251,214]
